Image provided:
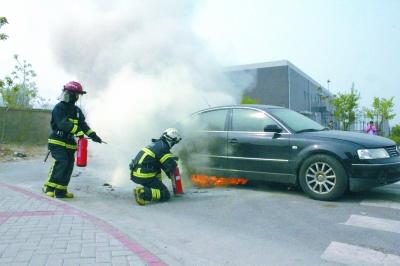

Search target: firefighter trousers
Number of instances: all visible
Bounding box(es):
[131,176,170,202]
[44,144,75,195]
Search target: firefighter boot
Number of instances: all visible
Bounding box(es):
[54,189,74,199]
[42,185,55,197]
[134,187,146,206]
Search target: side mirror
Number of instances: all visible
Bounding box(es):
[264,124,283,133]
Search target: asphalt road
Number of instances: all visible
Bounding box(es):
[1,158,399,266]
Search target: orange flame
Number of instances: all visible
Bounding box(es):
[191,174,248,188]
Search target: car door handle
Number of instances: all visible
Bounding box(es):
[229,138,238,144]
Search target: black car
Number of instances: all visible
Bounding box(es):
[180,104,400,201]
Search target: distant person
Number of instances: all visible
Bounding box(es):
[130,128,182,206]
[328,120,334,130]
[43,81,103,198]
[365,121,377,135]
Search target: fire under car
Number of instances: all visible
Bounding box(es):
[179,104,400,201]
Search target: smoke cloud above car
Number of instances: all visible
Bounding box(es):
[50,1,253,186]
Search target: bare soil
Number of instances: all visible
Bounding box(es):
[0,144,47,162]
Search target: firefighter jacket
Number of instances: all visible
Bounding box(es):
[48,101,94,149]
[131,138,177,179]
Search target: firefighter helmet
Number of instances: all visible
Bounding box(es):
[161,128,182,147]
[63,81,86,94]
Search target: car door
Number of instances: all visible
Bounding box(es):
[227,108,292,182]
[186,108,229,176]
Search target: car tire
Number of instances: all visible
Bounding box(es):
[299,154,347,201]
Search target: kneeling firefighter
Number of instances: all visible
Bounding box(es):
[130,128,182,205]
[43,81,103,198]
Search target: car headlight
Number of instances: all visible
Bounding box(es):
[357,148,390,159]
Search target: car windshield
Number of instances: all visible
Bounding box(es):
[267,108,325,133]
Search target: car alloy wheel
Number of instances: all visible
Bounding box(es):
[305,162,336,194]
[299,154,347,201]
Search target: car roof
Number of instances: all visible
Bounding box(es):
[193,104,284,114]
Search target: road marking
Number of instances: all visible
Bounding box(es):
[361,199,400,210]
[344,215,400,234]
[321,241,400,266]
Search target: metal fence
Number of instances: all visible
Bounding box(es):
[334,114,390,136]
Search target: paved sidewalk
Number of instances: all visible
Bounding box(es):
[0,182,166,266]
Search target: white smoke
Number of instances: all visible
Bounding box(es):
[50,1,249,187]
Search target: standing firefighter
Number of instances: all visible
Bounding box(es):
[130,128,182,205]
[43,81,103,198]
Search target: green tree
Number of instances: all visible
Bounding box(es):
[392,124,400,136]
[0,55,39,108]
[0,76,21,107]
[330,86,360,131]
[389,124,400,144]
[241,95,261,104]
[364,97,396,132]
[0,16,8,41]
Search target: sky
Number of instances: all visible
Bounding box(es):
[1,1,399,117]
[192,0,400,122]
[1,0,399,184]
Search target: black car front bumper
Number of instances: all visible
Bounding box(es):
[349,161,400,191]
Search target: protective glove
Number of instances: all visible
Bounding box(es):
[76,131,85,139]
[90,132,102,143]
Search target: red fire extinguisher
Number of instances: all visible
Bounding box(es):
[76,138,88,167]
[171,166,184,195]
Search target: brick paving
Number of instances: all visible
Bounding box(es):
[0,183,166,266]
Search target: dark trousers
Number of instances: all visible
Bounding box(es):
[131,176,170,202]
[45,144,75,193]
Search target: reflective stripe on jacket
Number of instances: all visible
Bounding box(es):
[48,139,77,150]
[131,139,177,179]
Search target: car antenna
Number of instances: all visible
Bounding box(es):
[201,94,211,107]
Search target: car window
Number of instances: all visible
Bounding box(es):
[194,109,228,131]
[232,108,277,132]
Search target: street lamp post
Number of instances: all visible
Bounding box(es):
[327,79,332,124]
[327,79,331,92]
